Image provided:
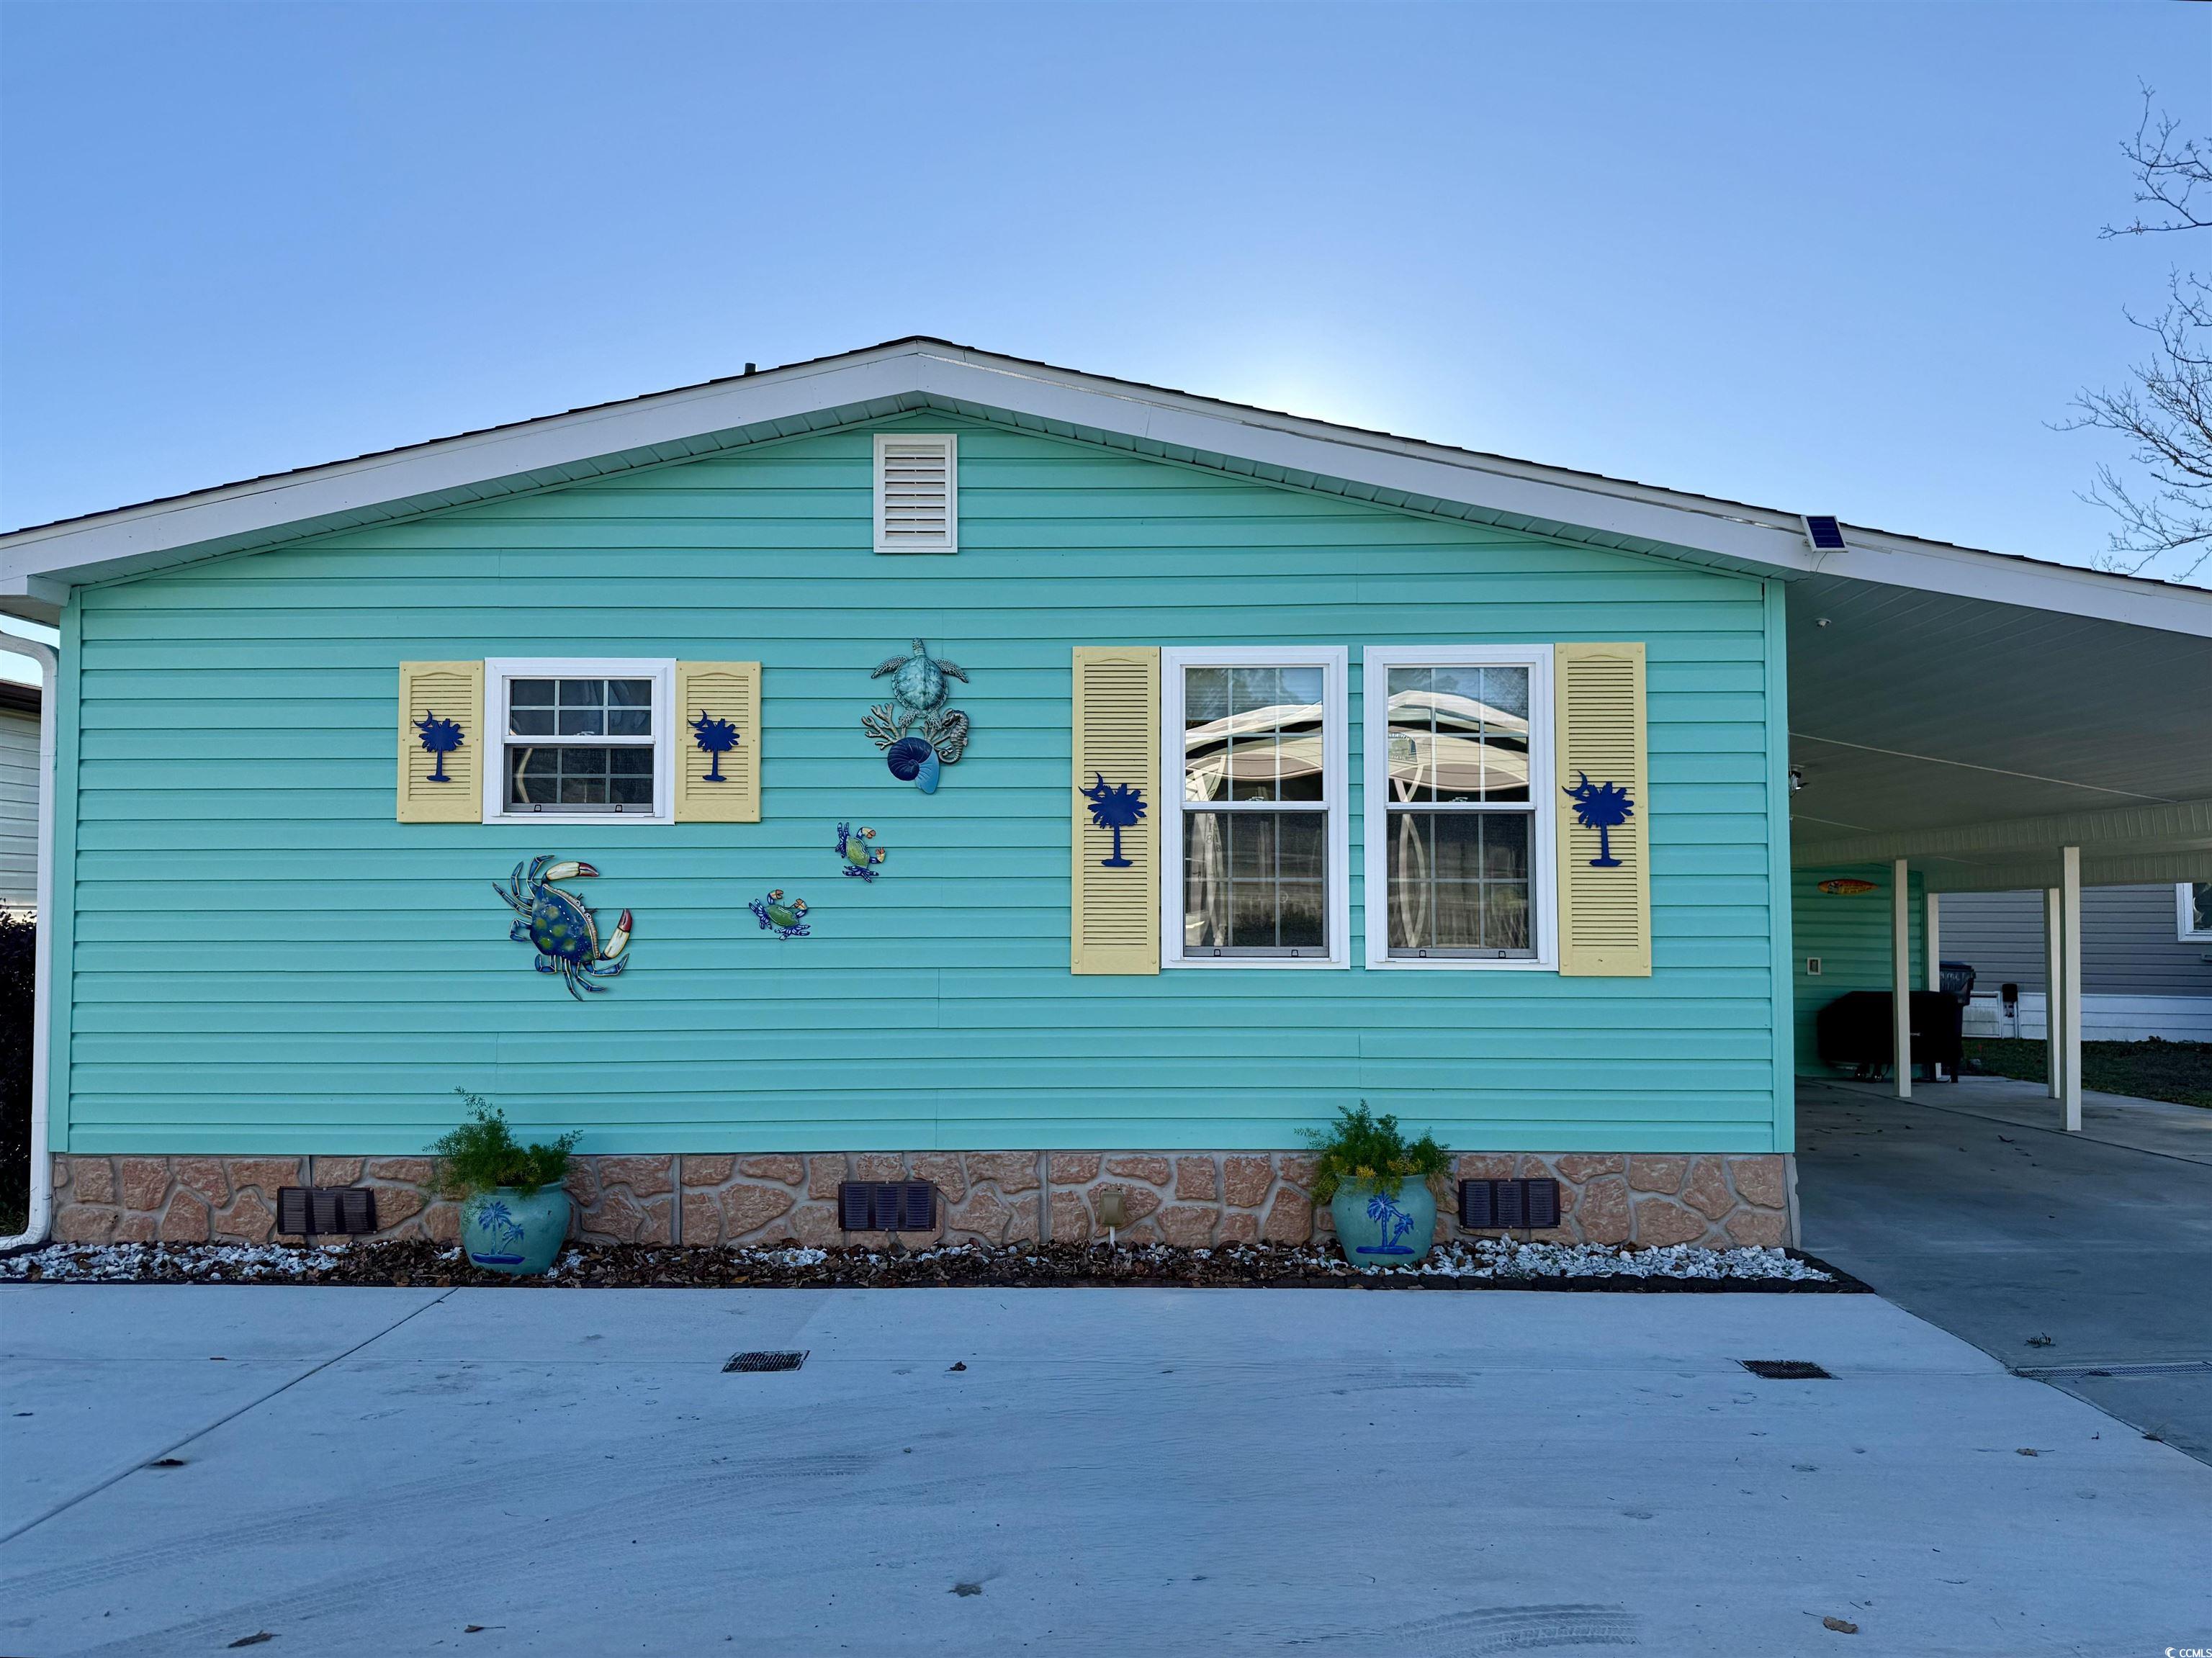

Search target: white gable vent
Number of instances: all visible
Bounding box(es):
[874,433,958,554]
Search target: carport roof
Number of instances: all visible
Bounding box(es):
[3,336,2207,887]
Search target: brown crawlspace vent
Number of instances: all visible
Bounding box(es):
[275,1186,378,1238]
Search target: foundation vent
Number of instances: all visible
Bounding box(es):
[1457,1178,1562,1231]
[275,1186,379,1238]
[839,1180,938,1233]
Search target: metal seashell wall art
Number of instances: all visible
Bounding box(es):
[494,855,632,998]
[835,822,886,880]
[863,639,970,793]
[748,889,811,938]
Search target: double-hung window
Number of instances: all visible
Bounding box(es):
[1161,648,1348,966]
[2182,883,2212,942]
[482,658,675,825]
[1363,646,1555,968]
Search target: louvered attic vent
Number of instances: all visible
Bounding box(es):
[875,433,957,553]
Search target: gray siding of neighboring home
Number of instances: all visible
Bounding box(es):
[0,693,36,914]
[1940,885,2212,998]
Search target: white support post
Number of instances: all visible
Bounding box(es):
[2062,846,2083,1132]
[2044,887,2063,1097]
[1892,858,1912,1099]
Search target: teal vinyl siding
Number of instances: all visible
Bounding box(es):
[57,413,1786,1154]
[1791,863,1925,1077]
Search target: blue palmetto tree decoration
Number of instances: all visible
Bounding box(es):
[414,711,464,783]
[689,711,740,783]
[1078,773,1148,868]
[1562,771,1635,868]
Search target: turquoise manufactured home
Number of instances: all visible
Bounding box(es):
[6,340,2207,1251]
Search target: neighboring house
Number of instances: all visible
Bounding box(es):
[0,339,2206,1251]
[0,682,37,916]
[1941,884,2212,1042]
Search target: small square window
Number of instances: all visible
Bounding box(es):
[485,661,672,824]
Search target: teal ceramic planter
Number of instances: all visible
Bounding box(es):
[1328,1177,1438,1266]
[461,1186,572,1276]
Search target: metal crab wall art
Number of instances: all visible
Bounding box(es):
[494,856,632,998]
[863,639,971,793]
[748,889,811,938]
[835,823,886,880]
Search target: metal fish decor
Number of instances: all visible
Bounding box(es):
[863,639,971,793]
[1816,878,1881,896]
[494,856,631,997]
[748,889,811,938]
[835,822,886,880]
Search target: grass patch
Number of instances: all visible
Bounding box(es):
[1964,1036,2212,1109]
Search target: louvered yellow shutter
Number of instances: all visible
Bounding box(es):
[1554,642,1650,976]
[674,661,761,823]
[397,661,483,824]
[1071,646,1160,975]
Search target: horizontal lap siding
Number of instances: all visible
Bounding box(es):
[63,417,1780,1153]
[1791,865,1923,1075]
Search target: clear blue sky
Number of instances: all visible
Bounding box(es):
[4,1,2207,582]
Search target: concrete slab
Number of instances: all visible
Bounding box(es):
[1822,1072,2212,1164]
[1797,1079,2212,1464]
[2,1284,2206,1656]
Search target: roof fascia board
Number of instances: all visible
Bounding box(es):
[6,339,2210,636]
[1794,796,2212,869]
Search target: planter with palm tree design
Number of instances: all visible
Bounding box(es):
[1327,1176,1438,1266]
[462,1184,572,1276]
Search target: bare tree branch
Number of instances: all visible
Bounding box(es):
[2067,89,2212,583]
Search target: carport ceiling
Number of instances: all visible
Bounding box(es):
[1786,571,2212,880]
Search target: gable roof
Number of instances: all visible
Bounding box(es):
[3,335,2206,636]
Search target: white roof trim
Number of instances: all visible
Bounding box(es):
[4,338,2208,636]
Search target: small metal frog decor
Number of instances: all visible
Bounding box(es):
[864,639,971,793]
[1078,773,1147,868]
[414,711,465,783]
[688,711,742,783]
[835,823,886,880]
[494,856,632,998]
[1561,772,1635,868]
[748,889,811,938]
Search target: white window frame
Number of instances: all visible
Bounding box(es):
[481,657,676,827]
[1362,644,1557,971]
[1160,646,1349,969]
[873,433,958,554]
[2180,882,2212,942]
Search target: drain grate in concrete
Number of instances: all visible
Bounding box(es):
[724,1350,808,1373]
[1739,1359,1834,1379]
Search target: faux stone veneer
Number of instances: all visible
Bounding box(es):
[45,1151,1794,1251]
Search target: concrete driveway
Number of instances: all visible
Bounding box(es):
[4,1282,2208,1657]
[1796,1075,2212,1464]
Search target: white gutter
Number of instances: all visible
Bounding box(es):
[0,637,55,1251]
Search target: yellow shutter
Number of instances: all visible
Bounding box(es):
[674,661,761,823]
[397,661,483,824]
[1554,642,1650,976]
[1071,646,1160,975]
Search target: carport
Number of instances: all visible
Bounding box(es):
[1779,549,2212,1128]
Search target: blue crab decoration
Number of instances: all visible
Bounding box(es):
[835,822,886,880]
[494,856,632,998]
[863,639,971,793]
[749,888,810,939]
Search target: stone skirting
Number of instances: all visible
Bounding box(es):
[45,1150,1794,1251]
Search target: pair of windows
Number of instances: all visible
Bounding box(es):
[1159,647,1557,971]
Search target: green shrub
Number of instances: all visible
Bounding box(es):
[428,1090,580,1197]
[1300,1101,1447,1204]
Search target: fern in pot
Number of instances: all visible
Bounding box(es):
[429,1091,580,1276]
[1304,1103,1448,1266]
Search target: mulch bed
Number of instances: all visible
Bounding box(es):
[1,1236,1874,1293]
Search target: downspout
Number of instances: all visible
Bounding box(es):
[0,637,57,1251]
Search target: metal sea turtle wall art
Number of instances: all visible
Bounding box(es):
[836,822,886,880]
[494,856,632,998]
[749,889,811,939]
[863,639,971,793]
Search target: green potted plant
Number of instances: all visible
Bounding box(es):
[1303,1102,1449,1266]
[429,1090,580,1276]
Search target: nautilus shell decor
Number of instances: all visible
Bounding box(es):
[863,639,971,793]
